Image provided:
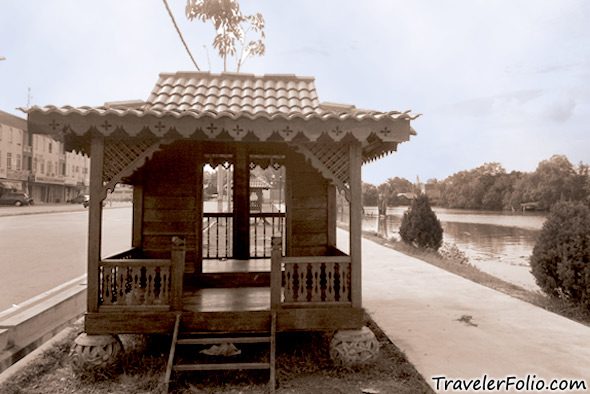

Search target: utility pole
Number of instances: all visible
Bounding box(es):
[27,87,32,108]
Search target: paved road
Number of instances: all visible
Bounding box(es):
[0,207,132,311]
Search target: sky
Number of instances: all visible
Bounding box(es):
[1,1,589,185]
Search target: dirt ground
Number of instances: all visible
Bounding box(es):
[0,316,433,394]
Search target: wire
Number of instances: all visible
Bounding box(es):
[162,0,200,71]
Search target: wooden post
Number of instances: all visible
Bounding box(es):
[87,136,104,313]
[194,160,204,274]
[233,146,250,259]
[349,143,362,308]
[132,184,143,249]
[327,184,337,250]
[270,237,282,309]
[170,237,186,311]
[285,159,293,257]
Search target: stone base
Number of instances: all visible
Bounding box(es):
[329,326,379,366]
[70,333,123,373]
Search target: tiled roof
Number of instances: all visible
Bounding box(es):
[23,72,418,162]
[146,72,320,114]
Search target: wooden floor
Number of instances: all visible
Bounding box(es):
[202,258,270,273]
[183,287,270,312]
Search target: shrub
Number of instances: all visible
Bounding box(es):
[439,242,470,265]
[399,194,443,250]
[530,201,590,306]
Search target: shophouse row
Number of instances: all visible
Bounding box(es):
[0,110,90,203]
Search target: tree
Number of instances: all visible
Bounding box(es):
[362,182,378,206]
[186,0,265,72]
[530,201,590,307]
[378,177,414,206]
[399,194,443,250]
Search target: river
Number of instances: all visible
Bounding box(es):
[359,207,546,291]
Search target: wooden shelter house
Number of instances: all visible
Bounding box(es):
[25,72,417,380]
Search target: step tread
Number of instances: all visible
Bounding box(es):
[177,337,271,345]
[173,362,270,371]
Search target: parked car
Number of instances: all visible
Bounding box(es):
[83,197,105,208]
[68,194,89,204]
[0,192,34,206]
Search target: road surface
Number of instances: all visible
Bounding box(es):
[0,207,132,311]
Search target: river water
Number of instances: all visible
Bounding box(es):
[360,207,546,291]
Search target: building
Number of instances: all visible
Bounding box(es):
[0,111,30,194]
[26,72,418,390]
[0,110,89,202]
[64,150,90,201]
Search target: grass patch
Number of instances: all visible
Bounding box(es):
[0,315,433,394]
[360,229,590,328]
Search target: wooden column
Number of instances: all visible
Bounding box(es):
[327,184,337,250]
[194,159,204,274]
[233,145,250,259]
[349,143,362,308]
[270,237,282,309]
[87,136,104,313]
[170,237,186,311]
[132,184,143,249]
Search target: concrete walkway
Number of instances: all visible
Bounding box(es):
[337,229,590,393]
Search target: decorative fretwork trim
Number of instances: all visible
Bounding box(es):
[204,153,233,169]
[292,142,351,201]
[101,138,171,199]
[250,154,286,170]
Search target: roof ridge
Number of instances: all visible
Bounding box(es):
[157,71,315,82]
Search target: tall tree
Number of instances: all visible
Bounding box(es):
[186,0,265,72]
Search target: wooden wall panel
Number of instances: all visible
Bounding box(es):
[287,152,330,257]
[141,149,200,273]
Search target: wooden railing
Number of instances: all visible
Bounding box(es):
[270,237,352,308]
[250,212,285,258]
[202,212,285,259]
[202,213,233,259]
[98,238,185,311]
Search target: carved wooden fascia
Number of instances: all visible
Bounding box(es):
[100,138,173,200]
[291,142,351,201]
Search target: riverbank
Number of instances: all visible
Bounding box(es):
[357,228,590,328]
[356,206,546,291]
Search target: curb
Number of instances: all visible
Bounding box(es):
[0,203,131,218]
[0,283,86,375]
[0,319,81,386]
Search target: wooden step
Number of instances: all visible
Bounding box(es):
[173,362,270,371]
[177,336,270,345]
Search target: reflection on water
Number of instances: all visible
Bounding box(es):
[358,207,546,290]
[440,222,538,267]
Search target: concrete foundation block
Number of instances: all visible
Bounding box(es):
[70,333,123,372]
[330,326,379,366]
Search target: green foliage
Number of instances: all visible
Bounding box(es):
[186,0,265,71]
[432,156,589,211]
[364,177,414,207]
[362,182,379,206]
[530,201,590,307]
[399,194,443,250]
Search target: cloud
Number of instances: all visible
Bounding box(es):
[545,98,576,122]
[445,90,544,117]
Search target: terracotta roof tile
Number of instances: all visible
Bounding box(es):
[23,72,419,163]
[145,72,322,115]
